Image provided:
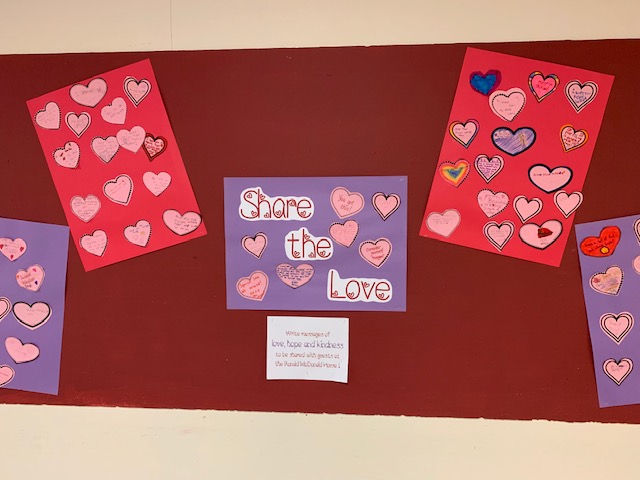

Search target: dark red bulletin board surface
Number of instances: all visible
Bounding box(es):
[1,40,639,423]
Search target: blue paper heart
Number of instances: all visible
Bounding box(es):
[469,70,502,96]
[492,127,536,156]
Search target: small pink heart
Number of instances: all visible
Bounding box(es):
[359,238,392,268]
[276,263,314,289]
[329,220,359,247]
[236,271,269,301]
[330,187,365,218]
[242,233,268,258]
[372,192,401,220]
[5,337,39,364]
[0,365,15,387]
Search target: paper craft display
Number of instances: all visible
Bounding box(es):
[420,48,614,266]
[0,218,69,394]
[575,214,640,407]
[27,60,205,270]
[267,316,348,383]
[224,177,407,311]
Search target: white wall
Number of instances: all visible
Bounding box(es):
[2,1,640,478]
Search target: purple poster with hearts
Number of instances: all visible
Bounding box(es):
[224,177,407,311]
[576,214,640,407]
[0,217,69,395]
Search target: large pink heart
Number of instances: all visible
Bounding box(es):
[477,189,509,218]
[124,220,152,247]
[372,192,401,220]
[449,120,478,147]
[0,238,27,261]
[65,112,91,137]
[101,97,127,124]
[5,337,40,364]
[103,174,133,205]
[426,209,460,238]
[329,220,359,248]
[489,88,526,122]
[603,358,633,385]
[70,195,101,222]
[53,141,80,169]
[590,266,623,296]
[330,187,364,218]
[143,172,171,196]
[359,238,392,268]
[236,271,269,300]
[242,233,268,258]
[518,220,563,250]
[69,78,107,107]
[90,136,119,163]
[565,80,598,113]
[276,263,314,289]
[600,312,634,344]
[12,301,52,330]
[163,210,202,236]
[117,126,146,153]
[34,101,60,129]
[0,365,14,387]
[79,230,108,257]
[124,77,151,106]
[16,264,45,292]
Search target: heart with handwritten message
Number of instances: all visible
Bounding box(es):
[65,112,91,138]
[124,220,151,247]
[101,97,127,124]
[489,87,526,122]
[513,195,542,223]
[590,266,623,296]
[0,365,14,387]
[330,187,364,218]
[560,125,588,152]
[554,190,583,218]
[449,120,478,148]
[143,171,171,196]
[103,174,133,205]
[163,210,202,236]
[580,226,621,257]
[70,78,107,107]
[528,71,559,102]
[492,127,536,156]
[143,134,167,161]
[439,160,469,187]
[483,221,514,251]
[80,230,108,257]
[603,358,633,385]
[426,209,460,238]
[90,136,119,163]
[276,263,314,289]
[16,265,45,292]
[477,189,509,218]
[70,194,101,222]
[372,192,401,220]
[469,70,501,95]
[236,271,269,300]
[53,141,80,168]
[5,337,40,364]
[519,220,563,250]
[13,301,52,330]
[117,125,146,153]
[600,312,634,345]
[329,220,359,247]
[0,238,27,261]
[565,80,598,113]
[242,232,268,258]
[124,77,151,106]
[34,101,60,129]
[474,154,503,183]
[528,164,572,193]
[359,238,392,268]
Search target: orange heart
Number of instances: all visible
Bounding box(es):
[580,226,621,257]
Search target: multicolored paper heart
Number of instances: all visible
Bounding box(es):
[439,160,469,187]
[492,127,536,156]
[528,71,559,102]
[449,120,479,148]
[560,125,588,152]
[590,265,623,296]
[469,70,501,96]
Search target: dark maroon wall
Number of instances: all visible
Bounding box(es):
[1,40,639,423]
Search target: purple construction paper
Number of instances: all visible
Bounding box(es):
[0,218,69,395]
[576,214,640,407]
[224,177,407,311]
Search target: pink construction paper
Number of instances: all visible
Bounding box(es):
[27,60,206,270]
[420,48,614,266]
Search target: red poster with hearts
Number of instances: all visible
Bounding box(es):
[420,48,614,266]
[27,60,206,270]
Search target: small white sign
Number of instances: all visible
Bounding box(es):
[267,316,349,383]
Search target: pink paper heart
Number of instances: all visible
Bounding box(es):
[143,172,171,196]
[53,141,80,169]
[590,266,623,296]
[603,358,633,385]
[0,297,11,321]
[0,365,15,387]
[330,187,364,218]
[489,87,526,122]
[103,174,133,205]
[477,189,509,218]
[242,233,268,258]
[600,312,634,345]
[236,271,268,300]
[329,220,359,248]
[124,77,151,106]
[276,263,314,289]
[163,210,202,236]
[124,220,151,247]
[65,112,91,137]
[90,136,119,163]
[100,97,127,124]
[70,194,101,222]
[5,337,39,364]
[79,230,108,257]
[372,192,401,220]
[69,78,107,107]
[34,101,61,129]
[16,264,45,292]
[12,301,52,330]
[359,238,392,268]
[116,126,146,153]
[0,238,27,261]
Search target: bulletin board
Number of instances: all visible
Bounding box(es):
[1,39,639,423]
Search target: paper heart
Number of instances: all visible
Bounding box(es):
[634,256,640,275]
[330,187,364,218]
[528,71,559,102]
[600,312,634,345]
[439,160,469,187]
[16,264,45,292]
[0,365,14,387]
[117,126,146,153]
[565,80,598,113]
[449,119,478,148]
[163,210,202,236]
[53,141,80,169]
[474,154,503,183]
[0,238,27,261]
[65,112,91,137]
[12,301,52,330]
[426,209,460,238]
[69,78,107,107]
[513,195,542,223]
[143,134,167,161]
[34,101,61,129]
[90,136,119,163]
[492,127,536,156]
[329,220,359,248]
[124,77,151,106]
[100,97,127,124]
[0,297,10,322]
[635,218,640,244]
[483,220,514,251]
[142,171,171,196]
[560,125,588,152]
[5,337,40,364]
[528,164,572,193]
[489,87,526,122]
[124,220,151,247]
[236,270,268,300]
[580,226,621,257]
[554,190,583,218]
[477,189,509,218]
[276,263,314,289]
[469,70,501,95]
[590,266,623,296]
[242,232,268,258]
[359,238,392,268]
[372,192,401,220]
[603,358,633,385]
[519,220,563,250]
[103,174,133,205]
[79,230,108,256]
[70,194,101,222]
